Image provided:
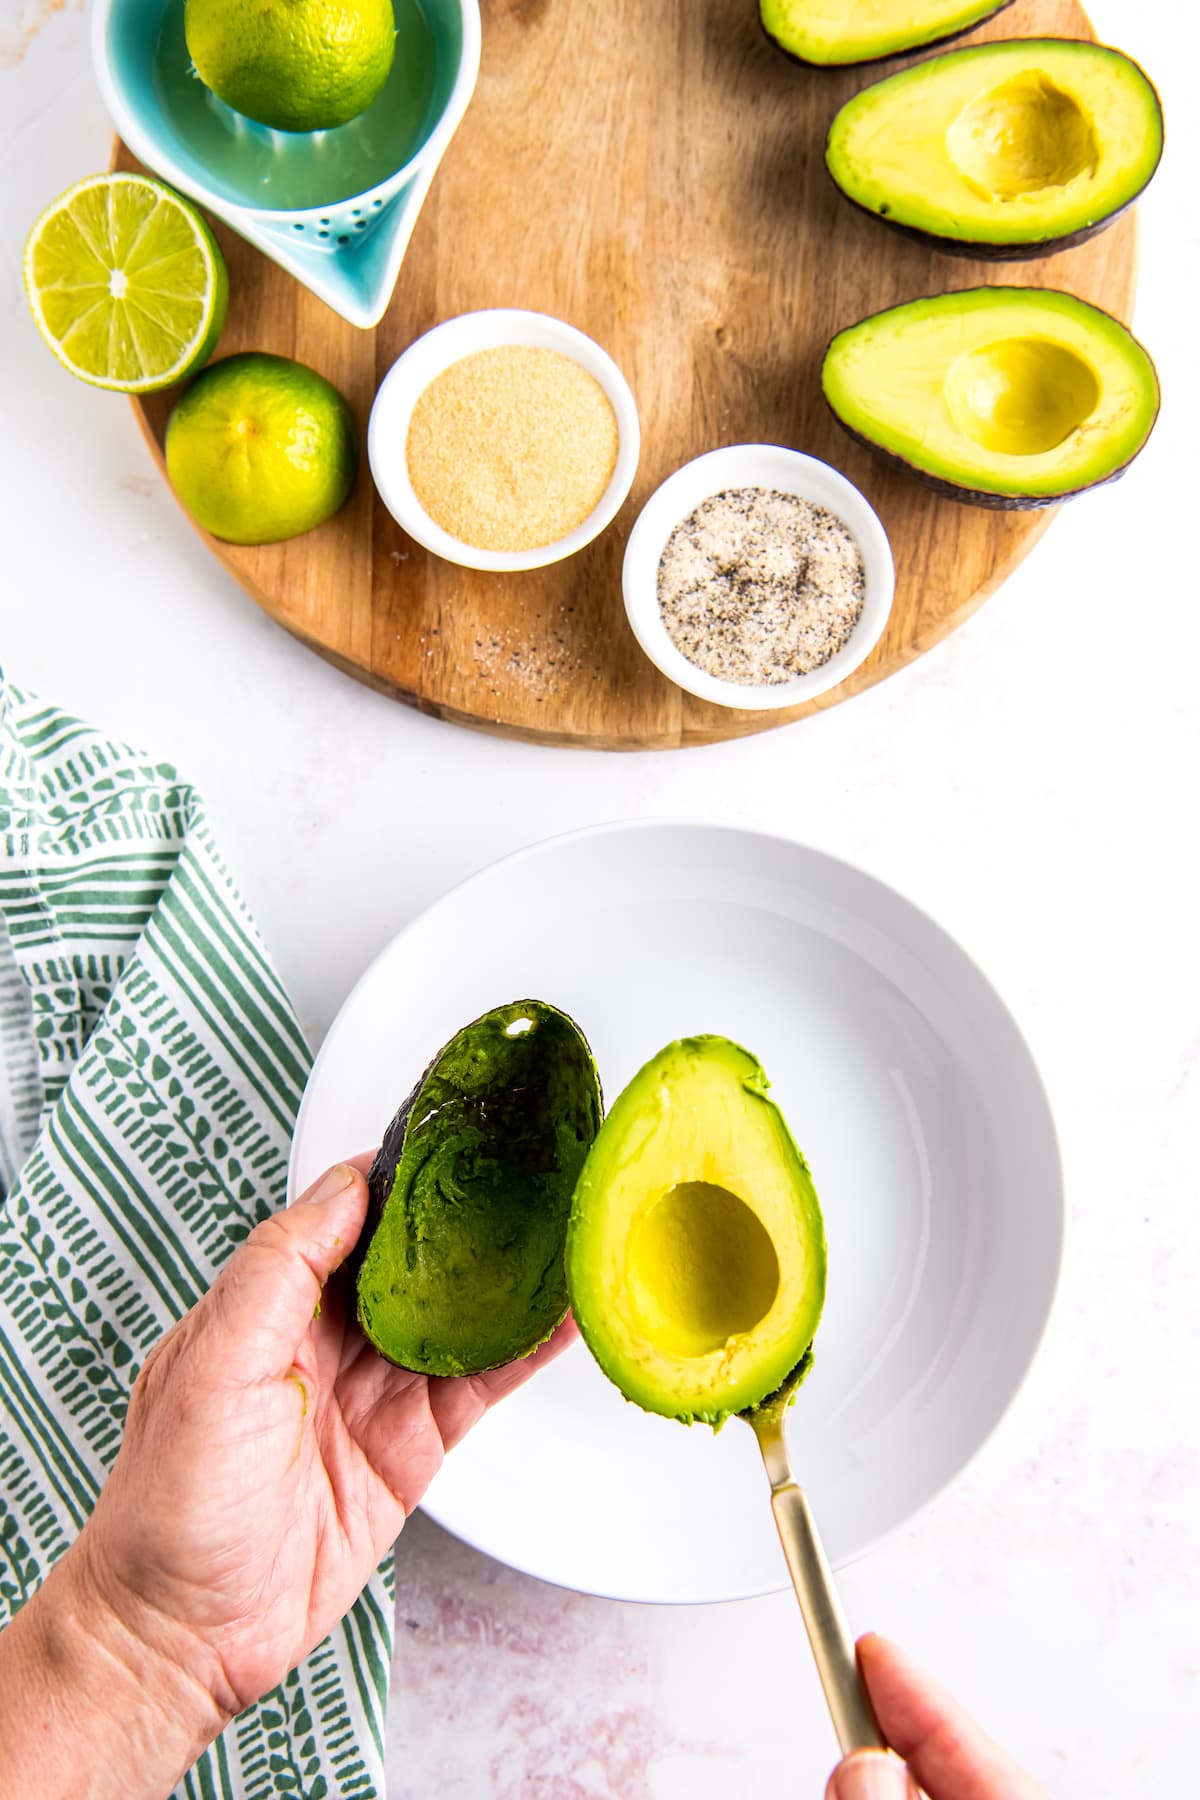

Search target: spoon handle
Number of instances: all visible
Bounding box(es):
[766,1470,886,1755]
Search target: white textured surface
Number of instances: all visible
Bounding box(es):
[3,3,1198,1795]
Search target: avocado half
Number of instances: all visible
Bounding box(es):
[566,1037,826,1427]
[357,1000,602,1376]
[826,39,1164,258]
[760,0,1015,68]
[822,287,1159,509]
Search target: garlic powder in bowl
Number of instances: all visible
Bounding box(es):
[406,346,619,554]
[368,308,640,573]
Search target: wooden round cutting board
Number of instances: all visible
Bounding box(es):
[122,0,1137,749]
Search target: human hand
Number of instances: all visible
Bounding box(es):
[826,1634,1048,1799]
[78,1155,574,1715]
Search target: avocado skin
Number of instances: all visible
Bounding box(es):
[364,1079,422,1241]
[832,186,1142,261]
[821,287,1161,509]
[827,410,1155,510]
[824,42,1164,258]
[358,1000,602,1376]
[743,1346,815,1426]
[827,414,1116,509]
[760,0,1016,69]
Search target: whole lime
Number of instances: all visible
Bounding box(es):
[166,353,358,545]
[184,0,397,134]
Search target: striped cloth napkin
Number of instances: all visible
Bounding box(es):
[0,675,394,1800]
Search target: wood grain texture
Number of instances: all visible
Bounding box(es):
[121,0,1137,749]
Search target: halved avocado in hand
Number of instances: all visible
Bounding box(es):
[357,1001,602,1376]
[826,40,1163,257]
[822,287,1159,508]
[566,1037,825,1426]
[761,0,1015,68]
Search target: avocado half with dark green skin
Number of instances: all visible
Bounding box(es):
[826,40,1164,259]
[566,1036,826,1427]
[357,1001,602,1376]
[822,287,1160,509]
[760,0,1015,68]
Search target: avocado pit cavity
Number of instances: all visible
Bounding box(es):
[944,337,1100,455]
[946,73,1099,201]
[627,1182,781,1359]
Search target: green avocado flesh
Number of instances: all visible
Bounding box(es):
[357,1001,602,1376]
[761,0,1014,66]
[565,1037,826,1427]
[822,287,1159,507]
[826,40,1163,253]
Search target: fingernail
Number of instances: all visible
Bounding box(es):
[829,1751,911,1800]
[309,1163,356,1205]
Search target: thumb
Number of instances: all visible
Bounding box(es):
[206,1162,369,1373]
[826,1752,916,1799]
[854,1634,1046,1800]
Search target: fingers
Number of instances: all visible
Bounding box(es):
[825,1752,917,1799]
[475,1312,579,1401]
[333,1314,578,1522]
[856,1634,1048,1800]
[428,1315,579,1453]
[206,1163,370,1376]
[339,1150,378,1181]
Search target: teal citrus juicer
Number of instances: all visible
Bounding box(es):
[91,0,481,330]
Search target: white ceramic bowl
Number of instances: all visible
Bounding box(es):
[622,443,895,710]
[368,308,640,571]
[290,822,1064,1604]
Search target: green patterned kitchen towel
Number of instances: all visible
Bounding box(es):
[0,675,394,1800]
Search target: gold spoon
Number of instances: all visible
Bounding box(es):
[741,1358,887,1756]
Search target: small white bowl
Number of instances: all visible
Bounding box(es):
[368,308,640,571]
[622,444,895,710]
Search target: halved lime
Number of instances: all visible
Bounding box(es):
[23,173,228,394]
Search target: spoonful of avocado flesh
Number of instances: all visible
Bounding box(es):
[567,1035,884,1756]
